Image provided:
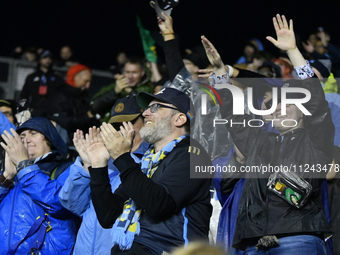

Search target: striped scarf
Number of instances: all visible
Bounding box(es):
[111,135,188,250]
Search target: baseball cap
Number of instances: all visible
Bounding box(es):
[109,96,144,124]
[39,50,53,60]
[137,87,195,125]
[150,0,179,20]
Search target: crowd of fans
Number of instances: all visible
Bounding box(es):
[1,5,340,255]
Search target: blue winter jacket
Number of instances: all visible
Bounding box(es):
[0,111,16,133]
[0,117,78,255]
[59,141,149,255]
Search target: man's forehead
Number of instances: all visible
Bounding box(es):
[125,63,142,71]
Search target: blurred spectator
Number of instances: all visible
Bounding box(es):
[257,60,282,78]
[109,52,128,75]
[0,99,16,125]
[236,42,258,64]
[303,28,340,77]
[247,51,273,72]
[90,56,154,121]
[54,45,78,68]
[33,64,99,143]
[272,57,295,80]
[20,50,64,110]
[9,46,23,59]
[21,46,37,62]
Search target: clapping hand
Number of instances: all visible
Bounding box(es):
[73,129,91,171]
[85,127,110,168]
[100,122,134,160]
[1,128,29,165]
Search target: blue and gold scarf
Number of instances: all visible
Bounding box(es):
[111,135,188,250]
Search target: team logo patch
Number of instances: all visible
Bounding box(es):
[115,103,124,113]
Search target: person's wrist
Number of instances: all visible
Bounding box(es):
[16,159,31,171]
[163,34,175,41]
[91,161,107,168]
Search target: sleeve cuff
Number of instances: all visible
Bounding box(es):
[16,164,40,181]
[75,156,90,177]
[113,152,137,174]
[209,72,232,88]
[294,61,314,80]
[89,166,109,186]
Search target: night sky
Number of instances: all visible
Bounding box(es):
[0,0,338,70]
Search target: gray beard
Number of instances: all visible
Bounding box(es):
[140,114,173,145]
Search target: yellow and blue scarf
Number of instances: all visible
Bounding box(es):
[111,135,188,250]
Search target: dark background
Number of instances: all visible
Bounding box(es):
[0,0,338,70]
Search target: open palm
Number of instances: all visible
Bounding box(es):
[266,14,296,51]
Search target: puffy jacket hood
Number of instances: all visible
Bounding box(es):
[16,117,68,158]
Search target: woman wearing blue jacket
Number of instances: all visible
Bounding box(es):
[0,117,77,255]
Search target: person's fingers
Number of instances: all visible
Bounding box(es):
[100,123,118,143]
[198,68,213,72]
[289,19,294,32]
[266,36,277,46]
[10,128,21,144]
[1,132,13,148]
[282,15,288,29]
[114,74,124,80]
[272,17,280,34]
[120,122,132,138]
[198,73,212,78]
[276,14,284,29]
[0,141,9,151]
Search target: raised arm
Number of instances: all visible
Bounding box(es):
[266,14,305,68]
[158,13,184,82]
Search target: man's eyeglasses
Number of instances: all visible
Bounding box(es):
[145,103,178,113]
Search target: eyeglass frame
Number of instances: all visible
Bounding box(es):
[145,103,179,113]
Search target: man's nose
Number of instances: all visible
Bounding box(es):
[142,108,151,117]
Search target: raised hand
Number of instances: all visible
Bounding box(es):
[100,122,134,160]
[266,14,296,51]
[1,128,29,165]
[85,127,110,168]
[157,12,174,38]
[201,36,226,76]
[114,74,130,94]
[73,129,91,170]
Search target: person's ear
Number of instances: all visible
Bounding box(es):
[174,113,187,127]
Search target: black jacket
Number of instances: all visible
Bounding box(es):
[89,137,212,255]
[218,76,334,250]
[32,83,100,140]
[20,69,64,109]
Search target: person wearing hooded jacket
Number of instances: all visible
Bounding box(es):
[0,117,78,255]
